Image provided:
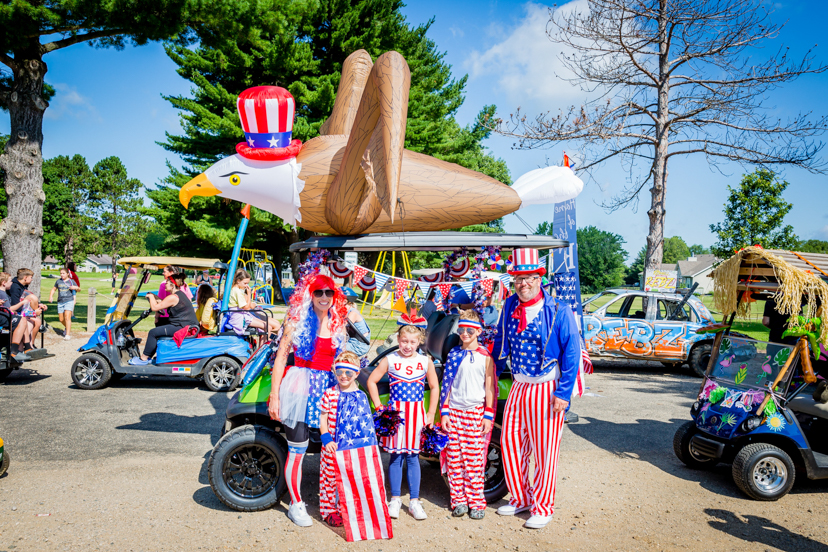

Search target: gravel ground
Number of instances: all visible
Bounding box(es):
[1,331,827,552]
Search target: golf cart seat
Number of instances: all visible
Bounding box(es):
[788,387,828,420]
[426,313,460,365]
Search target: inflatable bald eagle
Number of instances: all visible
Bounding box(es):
[179,50,583,235]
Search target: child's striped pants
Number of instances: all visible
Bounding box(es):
[319,449,337,517]
[445,405,487,511]
[500,379,565,517]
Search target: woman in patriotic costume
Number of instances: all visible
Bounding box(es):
[268,273,348,527]
[367,325,439,521]
[492,248,585,529]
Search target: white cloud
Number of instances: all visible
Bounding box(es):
[464,1,591,111]
[44,83,100,121]
[448,24,465,38]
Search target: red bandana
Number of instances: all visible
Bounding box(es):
[512,291,543,333]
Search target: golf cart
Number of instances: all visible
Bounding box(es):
[71,256,274,392]
[206,232,568,512]
[0,302,53,382]
[673,246,828,500]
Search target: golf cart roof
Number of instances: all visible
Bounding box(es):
[289,232,569,252]
[118,256,227,271]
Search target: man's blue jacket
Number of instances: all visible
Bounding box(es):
[492,290,581,403]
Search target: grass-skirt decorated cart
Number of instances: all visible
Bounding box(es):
[673,246,828,500]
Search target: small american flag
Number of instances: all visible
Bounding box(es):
[334,390,393,542]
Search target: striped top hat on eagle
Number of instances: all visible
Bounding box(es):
[235,86,303,161]
[508,248,547,276]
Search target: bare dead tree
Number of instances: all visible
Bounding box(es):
[493,0,828,269]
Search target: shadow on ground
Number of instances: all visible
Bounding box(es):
[705,508,828,551]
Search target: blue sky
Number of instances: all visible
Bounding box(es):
[3,0,827,259]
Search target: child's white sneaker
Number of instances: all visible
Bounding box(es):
[496,504,530,516]
[287,502,313,527]
[409,499,427,520]
[387,498,402,519]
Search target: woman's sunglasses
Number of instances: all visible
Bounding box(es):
[457,327,478,335]
[313,289,335,298]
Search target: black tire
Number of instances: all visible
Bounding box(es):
[732,443,795,501]
[688,342,713,377]
[71,352,112,390]
[673,420,719,469]
[483,435,509,504]
[0,450,9,477]
[203,356,242,392]
[208,425,287,512]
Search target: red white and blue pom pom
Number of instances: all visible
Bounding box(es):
[420,425,450,456]
[373,405,405,437]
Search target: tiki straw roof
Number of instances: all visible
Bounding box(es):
[712,246,828,345]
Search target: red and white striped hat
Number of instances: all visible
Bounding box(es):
[235,86,303,161]
[507,248,546,276]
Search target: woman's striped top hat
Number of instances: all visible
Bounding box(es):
[507,248,547,276]
[235,86,303,161]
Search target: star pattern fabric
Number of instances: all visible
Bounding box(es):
[334,390,378,450]
[387,352,428,402]
[505,316,545,377]
[554,271,580,314]
[305,370,337,428]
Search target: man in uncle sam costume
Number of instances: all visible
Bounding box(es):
[492,248,586,529]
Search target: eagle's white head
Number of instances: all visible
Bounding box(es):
[179,154,304,224]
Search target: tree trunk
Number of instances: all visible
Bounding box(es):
[0,56,48,295]
[645,1,670,272]
[64,233,75,264]
[289,227,303,280]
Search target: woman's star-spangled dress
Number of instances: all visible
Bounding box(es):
[381,351,429,454]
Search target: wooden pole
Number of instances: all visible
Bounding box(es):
[86,287,96,332]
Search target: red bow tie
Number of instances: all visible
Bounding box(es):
[512,292,543,333]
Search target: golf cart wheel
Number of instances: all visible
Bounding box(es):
[0,450,9,477]
[71,353,112,390]
[203,356,242,392]
[732,443,795,501]
[208,425,286,512]
[0,365,13,382]
[689,343,713,377]
[673,421,718,470]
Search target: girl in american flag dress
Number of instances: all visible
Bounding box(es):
[367,325,439,521]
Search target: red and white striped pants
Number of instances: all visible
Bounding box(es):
[445,405,487,511]
[501,380,565,517]
[319,449,338,517]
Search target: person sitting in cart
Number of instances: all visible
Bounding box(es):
[0,272,33,361]
[227,268,281,336]
[155,265,193,327]
[195,284,218,336]
[129,273,198,365]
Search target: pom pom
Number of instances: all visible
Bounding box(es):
[420,425,450,456]
[708,386,726,404]
[373,405,405,437]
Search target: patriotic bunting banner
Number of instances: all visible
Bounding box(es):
[449,258,471,278]
[330,260,353,278]
[418,272,444,284]
[480,278,494,297]
[357,274,376,291]
[353,265,368,284]
[374,273,389,291]
[436,283,453,302]
[394,278,409,300]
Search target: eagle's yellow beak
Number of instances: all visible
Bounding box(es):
[179,173,221,209]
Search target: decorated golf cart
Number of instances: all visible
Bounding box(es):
[673,246,828,500]
[205,232,569,512]
[70,256,276,392]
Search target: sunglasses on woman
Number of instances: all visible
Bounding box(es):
[313,289,335,298]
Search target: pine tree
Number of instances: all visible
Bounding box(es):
[88,157,149,280]
[147,0,510,269]
[710,169,799,257]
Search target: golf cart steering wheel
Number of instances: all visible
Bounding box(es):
[346,317,370,345]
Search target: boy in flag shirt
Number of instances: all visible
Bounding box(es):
[440,310,496,519]
[319,351,393,541]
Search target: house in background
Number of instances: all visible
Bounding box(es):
[42,256,61,271]
[82,255,113,273]
[677,254,719,294]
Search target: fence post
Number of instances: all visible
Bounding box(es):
[87,288,97,332]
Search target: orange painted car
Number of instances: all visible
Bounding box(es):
[582,289,717,376]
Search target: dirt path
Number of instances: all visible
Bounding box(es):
[1,334,827,551]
